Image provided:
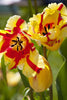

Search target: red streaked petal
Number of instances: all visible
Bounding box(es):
[45,23,54,29]
[6,30,11,32]
[57,13,63,25]
[13,27,21,34]
[23,31,31,36]
[6,48,18,58]
[58,3,63,11]
[60,24,67,30]
[6,49,23,69]
[30,43,35,51]
[39,13,44,31]
[16,18,24,27]
[26,55,42,73]
[0,40,10,52]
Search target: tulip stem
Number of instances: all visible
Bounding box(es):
[34,0,38,14]
[43,46,53,100]
[49,85,53,100]
[30,88,34,100]
[28,0,33,17]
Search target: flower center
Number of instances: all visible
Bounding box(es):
[11,37,23,51]
[42,24,50,36]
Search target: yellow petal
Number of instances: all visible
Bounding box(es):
[5,15,21,30]
[4,54,16,69]
[29,56,52,92]
[60,23,67,38]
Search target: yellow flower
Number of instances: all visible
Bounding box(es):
[28,3,67,51]
[29,55,52,92]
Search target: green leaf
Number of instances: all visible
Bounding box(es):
[56,38,67,100]
[56,62,67,100]
[24,87,30,97]
[1,55,7,82]
[48,50,64,82]
[47,50,65,100]
[18,68,30,87]
[59,37,67,59]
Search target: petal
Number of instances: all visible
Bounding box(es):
[5,49,19,69]
[5,48,18,58]
[5,15,20,30]
[29,56,52,92]
[44,38,63,51]
[0,40,10,52]
[4,54,16,69]
[58,3,67,15]
[0,30,11,52]
[5,15,25,30]
[23,50,40,77]
[60,23,67,38]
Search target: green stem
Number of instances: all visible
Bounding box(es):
[49,85,53,100]
[29,88,34,100]
[40,92,46,100]
[28,0,33,17]
[34,0,38,14]
[43,46,53,100]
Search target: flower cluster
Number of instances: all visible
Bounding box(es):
[0,3,67,92]
[0,15,52,92]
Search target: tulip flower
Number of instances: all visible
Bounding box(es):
[0,15,42,77]
[28,3,67,50]
[29,55,52,92]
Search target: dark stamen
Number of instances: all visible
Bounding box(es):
[17,46,19,51]
[19,41,23,44]
[53,26,55,29]
[19,44,23,50]
[12,40,17,42]
[11,37,23,51]
[48,24,50,29]
[42,32,46,36]
[11,42,17,47]
[17,37,19,41]
[44,26,47,33]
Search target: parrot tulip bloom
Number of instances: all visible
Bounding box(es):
[0,15,42,77]
[29,55,52,92]
[28,3,67,50]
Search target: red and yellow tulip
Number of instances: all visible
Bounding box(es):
[29,55,52,92]
[28,3,67,50]
[0,15,42,77]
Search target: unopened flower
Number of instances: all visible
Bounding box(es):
[28,3,67,50]
[0,15,42,77]
[29,55,52,92]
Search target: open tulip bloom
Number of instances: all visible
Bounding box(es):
[0,15,42,77]
[28,3,67,51]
